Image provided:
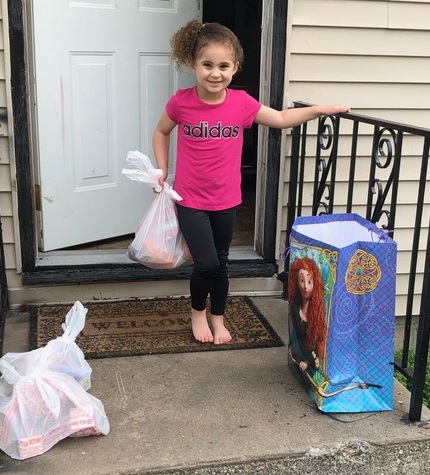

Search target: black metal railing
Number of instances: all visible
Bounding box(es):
[284,102,430,422]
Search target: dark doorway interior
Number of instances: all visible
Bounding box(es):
[203,0,262,248]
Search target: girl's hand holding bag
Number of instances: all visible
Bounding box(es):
[122,151,192,269]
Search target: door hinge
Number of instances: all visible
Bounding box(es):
[35,184,41,211]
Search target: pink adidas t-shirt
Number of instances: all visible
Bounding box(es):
[166,87,261,210]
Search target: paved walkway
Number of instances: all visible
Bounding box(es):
[1,296,430,474]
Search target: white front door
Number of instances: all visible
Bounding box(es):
[31,0,199,251]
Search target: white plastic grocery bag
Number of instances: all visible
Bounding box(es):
[127,185,192,269]
[122,150,192,269]
[0,361,109,460]
[0,301,92,398]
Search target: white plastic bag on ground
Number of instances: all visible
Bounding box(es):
[123,150,192,269]
[0,361,109,460]
[0,301,92,397]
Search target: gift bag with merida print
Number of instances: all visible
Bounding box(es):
[287,213,397,412]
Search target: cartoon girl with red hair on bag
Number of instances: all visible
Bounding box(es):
[288,257,327,380]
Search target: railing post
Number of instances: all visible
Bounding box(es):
[402,138,430,368]
[283,125,301,298]
[409,214,430,421]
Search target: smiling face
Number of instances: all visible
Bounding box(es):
[191,43,239,102]
[297,269,314,301]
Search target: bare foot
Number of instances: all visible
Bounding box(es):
[191,308,213,343]
[210,314,232,345]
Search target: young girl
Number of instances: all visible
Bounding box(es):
[153,20,350,345]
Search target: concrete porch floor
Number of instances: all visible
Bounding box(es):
[1,296,430,475]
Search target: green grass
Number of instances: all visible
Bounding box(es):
[394,350,430,410]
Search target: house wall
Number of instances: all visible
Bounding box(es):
[1,0,429,311]
[279,0,430,318]
[0,1,19,302]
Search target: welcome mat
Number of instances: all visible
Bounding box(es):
[29,296,284,358]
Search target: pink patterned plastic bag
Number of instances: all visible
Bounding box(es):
[0,362,109,460]
[0,301,92,399]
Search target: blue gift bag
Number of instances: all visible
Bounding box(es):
[287,213,397,412]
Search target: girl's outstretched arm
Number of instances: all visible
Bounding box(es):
[254,103,350,129]
[152,111,176,187]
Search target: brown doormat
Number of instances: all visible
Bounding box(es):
[29,296,284,359]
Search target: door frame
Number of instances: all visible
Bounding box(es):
[7,0,287,285]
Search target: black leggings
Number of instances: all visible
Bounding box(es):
[176,205,236,315]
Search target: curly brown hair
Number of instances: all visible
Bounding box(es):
[288,257,327,358]
[170,19,244,71]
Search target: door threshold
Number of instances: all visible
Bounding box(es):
[25,246,276,286]
[36,246,262,267]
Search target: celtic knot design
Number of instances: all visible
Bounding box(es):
[322,249,338,274]
[345,250,382,294]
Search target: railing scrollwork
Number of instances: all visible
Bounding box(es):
[374,127,396,169]
[318,115,335,150]
[368,127,399,230]
[313,115,339,215]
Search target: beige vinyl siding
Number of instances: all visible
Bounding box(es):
[0,0,20,294]
[280,0,430,319]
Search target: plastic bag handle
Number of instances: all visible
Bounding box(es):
[61,300,88,341]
